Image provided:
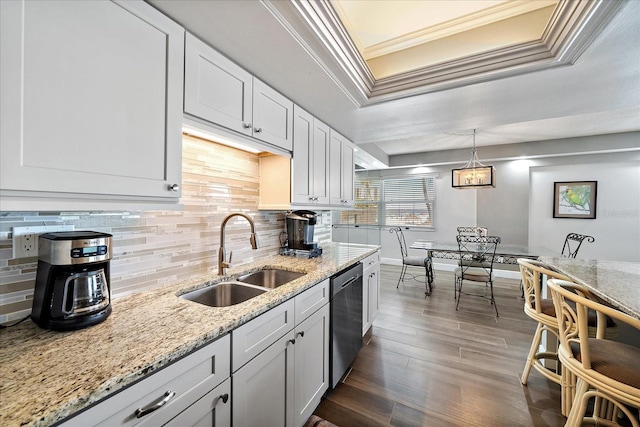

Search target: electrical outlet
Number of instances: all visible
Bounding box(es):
[12,225,75,259]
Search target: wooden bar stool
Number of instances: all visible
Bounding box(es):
[548,279,640,427]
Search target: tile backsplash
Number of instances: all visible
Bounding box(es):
[0,135,331,323]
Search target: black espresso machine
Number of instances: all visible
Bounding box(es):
[32,231,113,331]
[281,210,322,258]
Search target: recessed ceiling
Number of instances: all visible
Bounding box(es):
[286,0,623,104]
[331,0,558,79]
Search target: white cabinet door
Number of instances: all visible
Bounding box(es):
[291,106,329,206]
[164,378,231,427]
[311,120,331,205]
[329,130,355,207]
[341,142,355,205]
[294,303,330,427]
[292,106,313,204]
[253,78,294,151]
[0,0,183,203]
[362,251,380,335]
[329,131,343,206]
[184,33,252,137]
[233,330,296,427]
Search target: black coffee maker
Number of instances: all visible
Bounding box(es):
[283,210,322,258]
[31,231,113,331]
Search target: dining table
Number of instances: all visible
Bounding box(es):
[410,239,560,292]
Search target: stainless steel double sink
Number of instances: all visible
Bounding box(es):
[180,269,306,307]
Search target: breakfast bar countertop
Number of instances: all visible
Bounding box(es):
[0,242,380,427]
[539,257,640,319]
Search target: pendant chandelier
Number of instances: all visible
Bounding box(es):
[451,129,496,189]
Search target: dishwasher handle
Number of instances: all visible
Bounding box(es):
[340,276,359,289]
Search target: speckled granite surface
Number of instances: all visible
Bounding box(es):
[0,243,379,427]
[540,257,640,319]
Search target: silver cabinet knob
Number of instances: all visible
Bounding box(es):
[168,183,180,192]
[254,127,262,133]
[242,122,252,129]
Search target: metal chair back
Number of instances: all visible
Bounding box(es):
[389,227,409,259]
[456,235,501,278]
[561,233,595,258]
[457,226,488,237]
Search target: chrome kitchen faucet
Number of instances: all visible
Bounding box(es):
[218,213,258,275]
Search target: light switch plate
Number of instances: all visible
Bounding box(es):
[12,225,75,259]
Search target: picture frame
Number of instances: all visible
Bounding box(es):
[553,181,597,219]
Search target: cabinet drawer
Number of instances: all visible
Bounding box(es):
[61,334,230,427]
[163,377,231,427]
[361,251,380,271]
[294,279,329,325]
[232,299,295,372]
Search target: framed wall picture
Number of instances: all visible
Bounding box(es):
[553,181,597,219]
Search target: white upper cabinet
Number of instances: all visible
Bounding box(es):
[291,106,330,205]
[329,130,355,207]
[0,0,184,209]
[253,78,294,151]
[184,33,253,138]
[184,33,293,152]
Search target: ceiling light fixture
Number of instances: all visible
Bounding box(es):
[451,129,496,189]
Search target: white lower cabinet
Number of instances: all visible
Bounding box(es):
[59,335,231,427]
[232,279,330,427]
[362,251,381,335]
[232,329,296,426]
[293,303,330,426]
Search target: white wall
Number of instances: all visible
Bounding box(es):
[529,159,640,261]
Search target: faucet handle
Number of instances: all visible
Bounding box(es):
[228,251,233,264]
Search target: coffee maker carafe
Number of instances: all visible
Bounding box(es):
[31,231,112,331]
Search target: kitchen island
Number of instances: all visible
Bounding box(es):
[539,257,640,319]
[0,242,379,427]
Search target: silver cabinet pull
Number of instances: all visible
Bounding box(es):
[135,390,176,418]
[242,122,252,129]
[219,393,229,404]
[288,338,296,345]
[254,127,263,133]
[296,331,305,338]
[168,183,180,192]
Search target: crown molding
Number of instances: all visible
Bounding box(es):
[263,0,624,106]
[358,0,558,60]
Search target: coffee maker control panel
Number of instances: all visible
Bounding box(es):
[39,231,112,265]
[70,245,109,258]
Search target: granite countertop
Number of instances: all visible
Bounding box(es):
[0,242,379,427]
[539,257,640,319]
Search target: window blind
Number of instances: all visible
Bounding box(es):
[338,174,436,228]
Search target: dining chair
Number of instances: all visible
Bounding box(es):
[561,233,595,258]
[456,227,490,268]
[388,227,433,295]
[548,279,640,427]
[454,235,500,316]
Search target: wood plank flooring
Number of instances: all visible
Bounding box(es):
[313,265,565,427]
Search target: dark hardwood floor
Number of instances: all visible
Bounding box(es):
[314,264,565,427]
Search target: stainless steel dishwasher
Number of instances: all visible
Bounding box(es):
[329,262,363,388]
